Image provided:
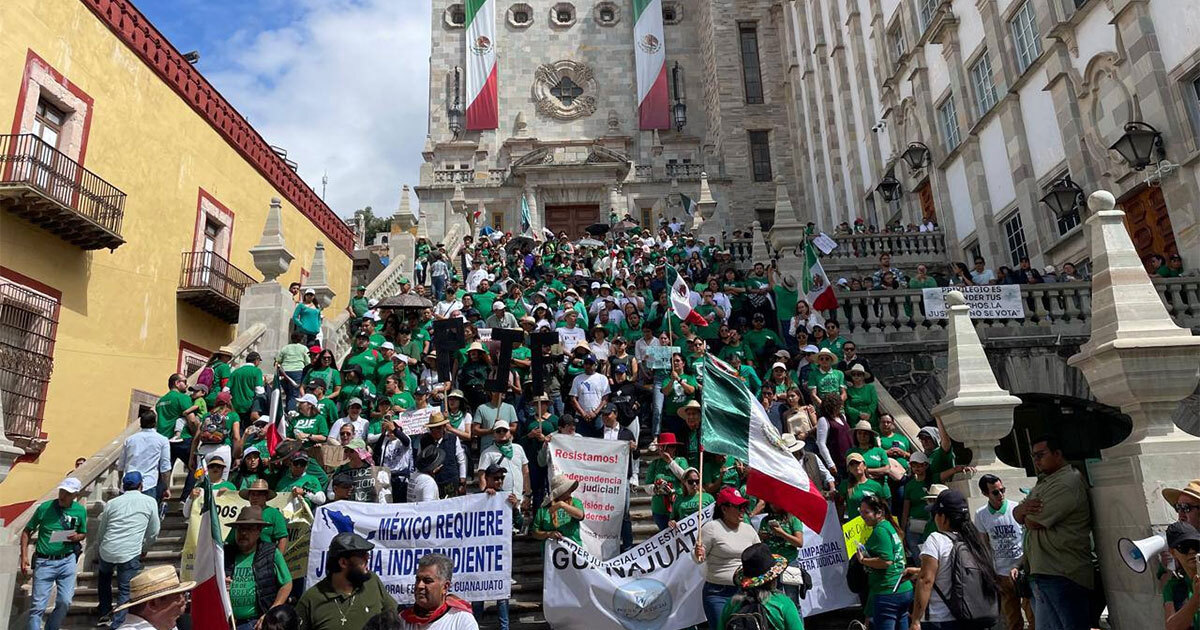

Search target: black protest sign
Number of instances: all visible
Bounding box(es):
[527,331,559,396]
[432,319,465,383]
[486,328,524,393]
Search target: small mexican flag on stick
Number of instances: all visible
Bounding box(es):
[680,193,697,217]
[701,356,829,532]
[666,265,707,327]
[802,240,838,311]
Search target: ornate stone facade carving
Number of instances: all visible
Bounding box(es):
[532,60,599,120]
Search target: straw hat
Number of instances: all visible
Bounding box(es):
[425,412,449,429]
[676,399,702,419]
[853,420,877,436]
[779,274,798,291]
[229,506,270,528]
[923,484,950,502]
[778,433,806,454]
[544,474,580,507]
[1162,479,1200,505]
[467,341,487,354]
[238,479,277,501]
[112,565,196,612]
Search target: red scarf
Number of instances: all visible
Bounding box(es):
[399,595,472,625]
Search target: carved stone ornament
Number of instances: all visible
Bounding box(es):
[532,60,599,121]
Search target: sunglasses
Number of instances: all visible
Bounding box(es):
[1176,543,1200,555]
[990,488,1006,497]
[1176,503,1199,514]
[685,479,699,485]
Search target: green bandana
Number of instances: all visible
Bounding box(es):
[497,442,514,460]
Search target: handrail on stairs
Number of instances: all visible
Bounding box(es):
[872,380,924,447]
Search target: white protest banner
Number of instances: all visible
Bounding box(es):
[305,494,512,603]
[793,501,859,616]
[813,233,839,255]
[182,491,312,580]
[922,285,1025,319]
[548,433,630,560]
[397,406,436,436]
[543,505,713,630]
[557,327,586,350]
[645,345,680,370]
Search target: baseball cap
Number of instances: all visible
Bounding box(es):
[929,489,969,515]
[215,391,232,405]
[309,345,323,354]
[492,419,512,432]
[347,398,363,408]
[122,471,143,488]
[58,478,82,494]
[1166,521,1200,551]
[802,345,819,354]
[485,463,507,478]
[309,378,327,390]
[583,354,597,364]
[716,486,749,508]
[601,403,617,415]
[381,342,395,351]
[614,364,629,374]
[493,301,506,310]
[909,451,930,465]
[297,394,319,406]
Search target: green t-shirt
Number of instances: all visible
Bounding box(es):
[223,505,287,545]
[1162,574,1200,630]
[903,478,931,522]
[759,514,805,563]
[928,447,956,481]
[661,374,698,419]
[275,472,323,497]
[645,456,689,515]
[339,381,376,407]
[350,296,370,317]
[849,446,889,470]
[864,520,912,595]
[24,500,86,557]
[693,304,721,340]
[807,367,845,395]
[276,345,309,373]
[909,276,938,289]
[773,285,799,322]
[305,367,341,390]
[473,291,498,320]
[389,392,416,410]
[345,348,383,385]
[533,497,585,545]
[845,384,879,426]
[839,478,891,508]
[228,364,264,414]
[154,390,193,437]
[229,548,291,621]
[880,433,912,469]
[743,328,783,359]
[671,491,715,521]
[206,361,233,407]
[511,345,532,382]
[289,413,329,444]
[819,337,847,361]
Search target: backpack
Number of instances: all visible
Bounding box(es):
[931,533,999,627]
[197,413,228,444]
[196,365,215,390]
[723,592,769,630]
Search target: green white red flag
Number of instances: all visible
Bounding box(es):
[189,475,234,628]
[701,356,829,532]
[803,241,838,311]
[633,0,669,129]
[666,265,707,327]
[680,193,697,217]
[465,0,498,130]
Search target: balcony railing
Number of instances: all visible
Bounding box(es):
[177,251,256,323]
[0,133,126,250]
[818,278,1200,349]
[818,230,948,261]
[433,169,474,185]
[666,163,702,180]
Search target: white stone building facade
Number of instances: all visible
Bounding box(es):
[782,0,1200,271]
[415,0,802,246]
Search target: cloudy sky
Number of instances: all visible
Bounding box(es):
[140,0,431,218]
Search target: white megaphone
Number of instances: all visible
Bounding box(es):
[1118,535,1166,573]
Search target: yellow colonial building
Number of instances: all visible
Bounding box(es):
[0,0,355,515]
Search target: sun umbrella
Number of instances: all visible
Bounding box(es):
[584,223,611,236]
[576,238,605,248]
[505,235,536,253]
[376,293,433,310]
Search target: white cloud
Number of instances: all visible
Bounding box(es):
[205,0,431,219]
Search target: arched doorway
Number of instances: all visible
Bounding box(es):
[991,393,1131,477]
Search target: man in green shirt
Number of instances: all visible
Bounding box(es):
[743,313,784,367]
[274,451,325,508]
[155,373,196,439]
[296,532,396,630]
[348,285,370,319]
[22,477,87,630]
[206,346,234,408]
[228,353,265,425]
[344,333,383,386]
[227,507,292,629]
[289,395,331,488]
[361,318,387,349]
[473,279,499,320]
[819,320,848,361]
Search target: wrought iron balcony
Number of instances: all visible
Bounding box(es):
[177,251,256,323]
[0,133,126,250]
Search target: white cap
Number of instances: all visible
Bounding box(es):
[909,451,929,465]
[590,281,601,289]
[493,301,506,310]
[58,478,82,494]
[492,419,511,431]
[254,416,270,425]
[298,394,319,406]
[802,345,819,354]
[368,298,379,307]
[304,288,316,295]
[771,362,788,371]
[381,342,395,350]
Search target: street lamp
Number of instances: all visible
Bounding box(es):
[1039,174,1084,220]
[1109,121,1163,171]
[900,142,931,172]
[448,66,465,138]
[876,170,903,202]
[672,62,687,132]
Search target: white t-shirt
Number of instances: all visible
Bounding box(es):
[919,532,956,622]
[401,607,479,630]
[476,444,528,498]
[408,472,440,503]
[328,417,369,443]
[569,372,611,414]
[974,500,1024,575]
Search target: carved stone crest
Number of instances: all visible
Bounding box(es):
[532,60,599,121]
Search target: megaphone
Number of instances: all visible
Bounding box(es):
[1118,535,1166,573]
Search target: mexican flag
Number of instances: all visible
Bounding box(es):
[666,265,707,327]
[680,193,697,217]
[189,476,234,628]
[633,0,669,129]
[802,241,838,311]
[465,0,498,130]
[700,356,829,533]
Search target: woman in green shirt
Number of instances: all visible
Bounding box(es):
[303,350,341,400]
[660,353,698,433]
[900,451,933,558]
[533,475,586,545]
[669,467,714,526]
[718,543,805,630]
[847,421,891,479]
[644,433,688,531]
[878,414,912,471]
[838,453,890,521]
[758,503,806,602]
[858,494,912,630]
[844,365,879,428]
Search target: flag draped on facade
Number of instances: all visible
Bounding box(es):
[680,193,697,217]
[666,265,707,327]
[701,356,829,532]
[465,0,498,130]
[189,476,234,628]
[633,0,669,129]
[802,241,838,311]
[520,195,532,235]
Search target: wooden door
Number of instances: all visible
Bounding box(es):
[916,180,936,224]
[1121,186,1177,261]
[544,205,599,239]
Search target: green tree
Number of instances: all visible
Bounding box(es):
[353,206,392,245]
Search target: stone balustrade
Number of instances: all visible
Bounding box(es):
[325,255,411,361]
[821,278,1200,350]
[665,163,702,180]
[727,238,755,264]
[634,164,652,180]
[819,230,948,261]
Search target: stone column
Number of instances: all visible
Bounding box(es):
[303,242,336,309]
[750,221,770,265]
[523,186,542,238]
[768,176,807,252]
[242,197,297,364]
[695,172,719,237]
[1068,191,1200,627]
[390,185,417,276]
[931,290,1029,510]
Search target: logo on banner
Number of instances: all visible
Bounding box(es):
[471,36,493,55]
[638,34,661,54]
[613,578,672,630]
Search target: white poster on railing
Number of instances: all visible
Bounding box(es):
[922,285,1024,319]
[813,232,839,255]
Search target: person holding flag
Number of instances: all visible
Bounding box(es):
[225,507,292,630]
[187,473,235,630]
[802,240,839,312]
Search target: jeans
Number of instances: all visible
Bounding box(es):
[432,276,446,301]
[550,395,565,420]
[28,556,76,630]
[235,621,257,630]
[1031,574,1091,630]
[170,439,196,500]
[702,582,737,629]
[652,387,664,437]
[97,557,141,627]
[472,599,509,630]
[870,589,913,630]
[653,513,670,531]
[281,370,303,412]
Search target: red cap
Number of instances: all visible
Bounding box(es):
[657,432,679,447]
[215,391,233,405]
[717,486,749,508]
[309,345,322,354]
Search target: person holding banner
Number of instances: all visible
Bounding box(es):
[237,480,290,553]
[473,464,517,629]
[226,507,293,630]
[274,451,326,508]
[295,533,396,630]
[719,543,805,630]
[695,487,761,629]
[424,414,468,498]
[183,454,235,516]
[476,420,532,516]
[520,394,557,510]
[669,467,715,527]
[532,475,585,545]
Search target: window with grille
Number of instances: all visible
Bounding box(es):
[918,0,938,32]
[1004,212,1029,266]
[1010,2,1041,73]
[1184,73,1200,142]
[748,131,773,182]
[938,97,961,151]
[739,25,764,105]
[0,280,59,453]
[970,51,998,117]
[492,212,504,230]
[641,207,652,228]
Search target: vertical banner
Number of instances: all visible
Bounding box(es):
[305,494,512,603]
[543,505,713,630]
[465,0,499,130]
[547,433,630,560]
[633,0,669,129]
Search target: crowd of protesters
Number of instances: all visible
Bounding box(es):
[18,214,1199,630]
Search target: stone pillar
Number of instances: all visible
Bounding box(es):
[768,176,807,252]
[303,242,336,309]
[523,186,542,238]
[1067,191,1200,627]
[242,197,297,365]
[695,172,718,237]
[390,185,417,276]
[750,221,770,264]
[930,290,1029,510]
